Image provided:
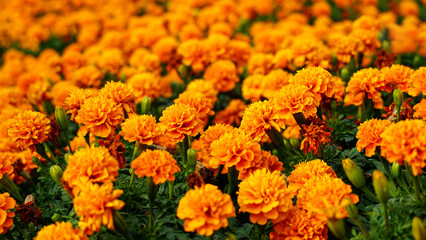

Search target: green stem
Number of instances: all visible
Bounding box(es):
[146,177,158,229]
[168,180,174,201]
[396,107,400,122]
[354,218,370,239]
[405,162,421,201]
[377,154,397,188]
[292,112,307,128]
[178,135,190,166]
[214,165,224,184]
[382,203,389,234]
[132,142,145,160]
[128,169,135,190]
[149,200,154,229]
[395,175,411,193]
[361,186,379,202]
[317,104,323,120]
[227,166,238,195]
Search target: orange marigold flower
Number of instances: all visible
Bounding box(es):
[120,114,161,145]
[178,39,209,74]
[131,149,180,185]
[242,74,264,102]
[240,100,282,142]
[74,182,125,235]
[356,119,393,157]
[0,193,17,234]
[238,150,284,180]
[380,119,426,176]
[174,91,215,117]
[407,67,426,97]
[96,48,125,75]
[270,207,328,240]
[204,60,240,93]
[413,99,426,120]
[8,111,51,151]
[75,96,123,138]
[63,146,119,195]
[69,65,103,88]
[35,221,88,240]
[300,117,333,155]
[152,37,179,63]
[186,80,218,104]
[237,169,295,225]
[97,134,127,169]
[263,69,293,99]
[209,130,262,171]
[0,152,15,181]
[272,84,319,121]
[99,82,137,116]
[127,73,162,103]
[51,81,78,107]
[159,104,204,143]
[297,175,359,220]
[333,76,346,102]
[63,88,96,121]
[381,64,414,92]
[177,184,236,236]
[247,53,274,75]
[289,66,334,101]
[287,159,337,193]
[213,99,247,126]
[344,68,390,109]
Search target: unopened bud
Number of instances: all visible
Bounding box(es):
[225,233,237,240]
[342,158,366,189]
[341,68,350,81]
[382,40,390,52]
[412,216,426,240]
[64,153,70,165]
[50,165,63,185]
[392,162,400,178]
[393,89,403,109]
[55,106,69,131]
[373,170,389,203]
[187,148,197,172]
[289,137,301,150]
[177,64,188,80]
[283,139,291,151]
[140,96,152,114]
[51,214,61,222]
[413,55,421,68]
[327,219,346,240]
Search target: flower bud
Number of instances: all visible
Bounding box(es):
[24,194,35,204]
[140,96,152,114]
[393,89,403,109]
[50,165,63,185]
[177,64,188,80]
[382,40,390,52]
[343,198,359,220]
[187,148,197,172]
[412,216,425,240]
[413,55,421,68]
[51,214,61,222]
[289,137,301,150]
[225,233,237,240]
[64,153,70,164]
[342,158,366,189]
[327,219,346,240]
[55,106,69,131]
[0,174,23,202]
[372,170,389,203]
[341,68,350,81]
[392,162,400,178]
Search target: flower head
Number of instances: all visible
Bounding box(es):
[127,73,162,103]
[120,114,161,145]
[213,99,247,126]
[408,67,426,96]
[35,221,87,240]
[177,184,236,236]
[204,60,240,93]
[63,88,96,121]
[413,99,426,120]
[237,169,295,225]
[356,119,393,157]
[174,91,215,117]
[300,117,333,155]
[186,80,218,104]
[99,82,136,116]
[0,152,15,181]
[0,193,16,234]
[131,149,180,185]
[290,67,334,101]
[74,182,125,235]
[15,201,42,225]
[238,150,284,180]
[8,111,51,151]
[381,64,414,92]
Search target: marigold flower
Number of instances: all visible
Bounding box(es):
[272,84,319,121]
[120,114,161,145]
[177,184,236,236]
[247,53,274,75]
[152,37,179,63]
[15,201,42,226]
[96,48,125,75]
[290,67,334,101]
[356,119,393,157]
[127,73,162,103]
[63,146,119,195]
[240,100,282,142]
[407,67,426,97]
[270,207,328,240]
[97,134,127,169]
[99,82,137,116]
[8,111,51,151]
[159,104,204,143]
[131,149,180,185]
[263,69,293,99]
[213,99,247,126]
[204,60,240,93]
[128,48,162,75]
[74,182,125,235]
[237,169,295,225]
[174,91,215,117]
[0,192,16,234]
[381,64,414,92]
[51,81,79,107]
[35,221,87,240]
[75,96,123,138]
[300,117,333,155]
[238,150,284,180]
[70,65,103,88]
[242,74,264,102]
[63,88,97,121]
[413,99,426,120]
[178,39,209,73]
[0,152,15,181]
[287,159,337,193]
[380,119,426,176]
[209,130,262,171]
[186,80,218,104]
[297,175,359,220]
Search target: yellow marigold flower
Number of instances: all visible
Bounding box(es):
[131,149,180,185]
[35,221,88,240]
[242,74,264,102]
[290,66,334,101]
[237,169,295,225]
[344,68,390,109]
[407,67,426,97]
[297,175,359,220]
[272,84,319,121]
[174,91,214,117]
[213,99,247,126]
[270,207,328,240]
[120,114,161,145]
[0,193,16,234]
[74,182,125,235]
[99,81,137,116]
[63,88,96,121]
[0,152,15,181]
[380,119,426,176]
[8,111,51,151]
[381,64,414,92]
[178,39,209,74]
[204,60,240,93]
[238,150,284,180]
[209,130,262,171]
[240,100,282,142]
[177,184,236,236]
[69,65,103,88]
[75,96,123,138]
[63,146,119,196]
[413,99,426,120]
[159,104,204,143]
[356,119,393,157]
[287,159,337,193]
[186,80,218,104]
[127,73,162,103]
